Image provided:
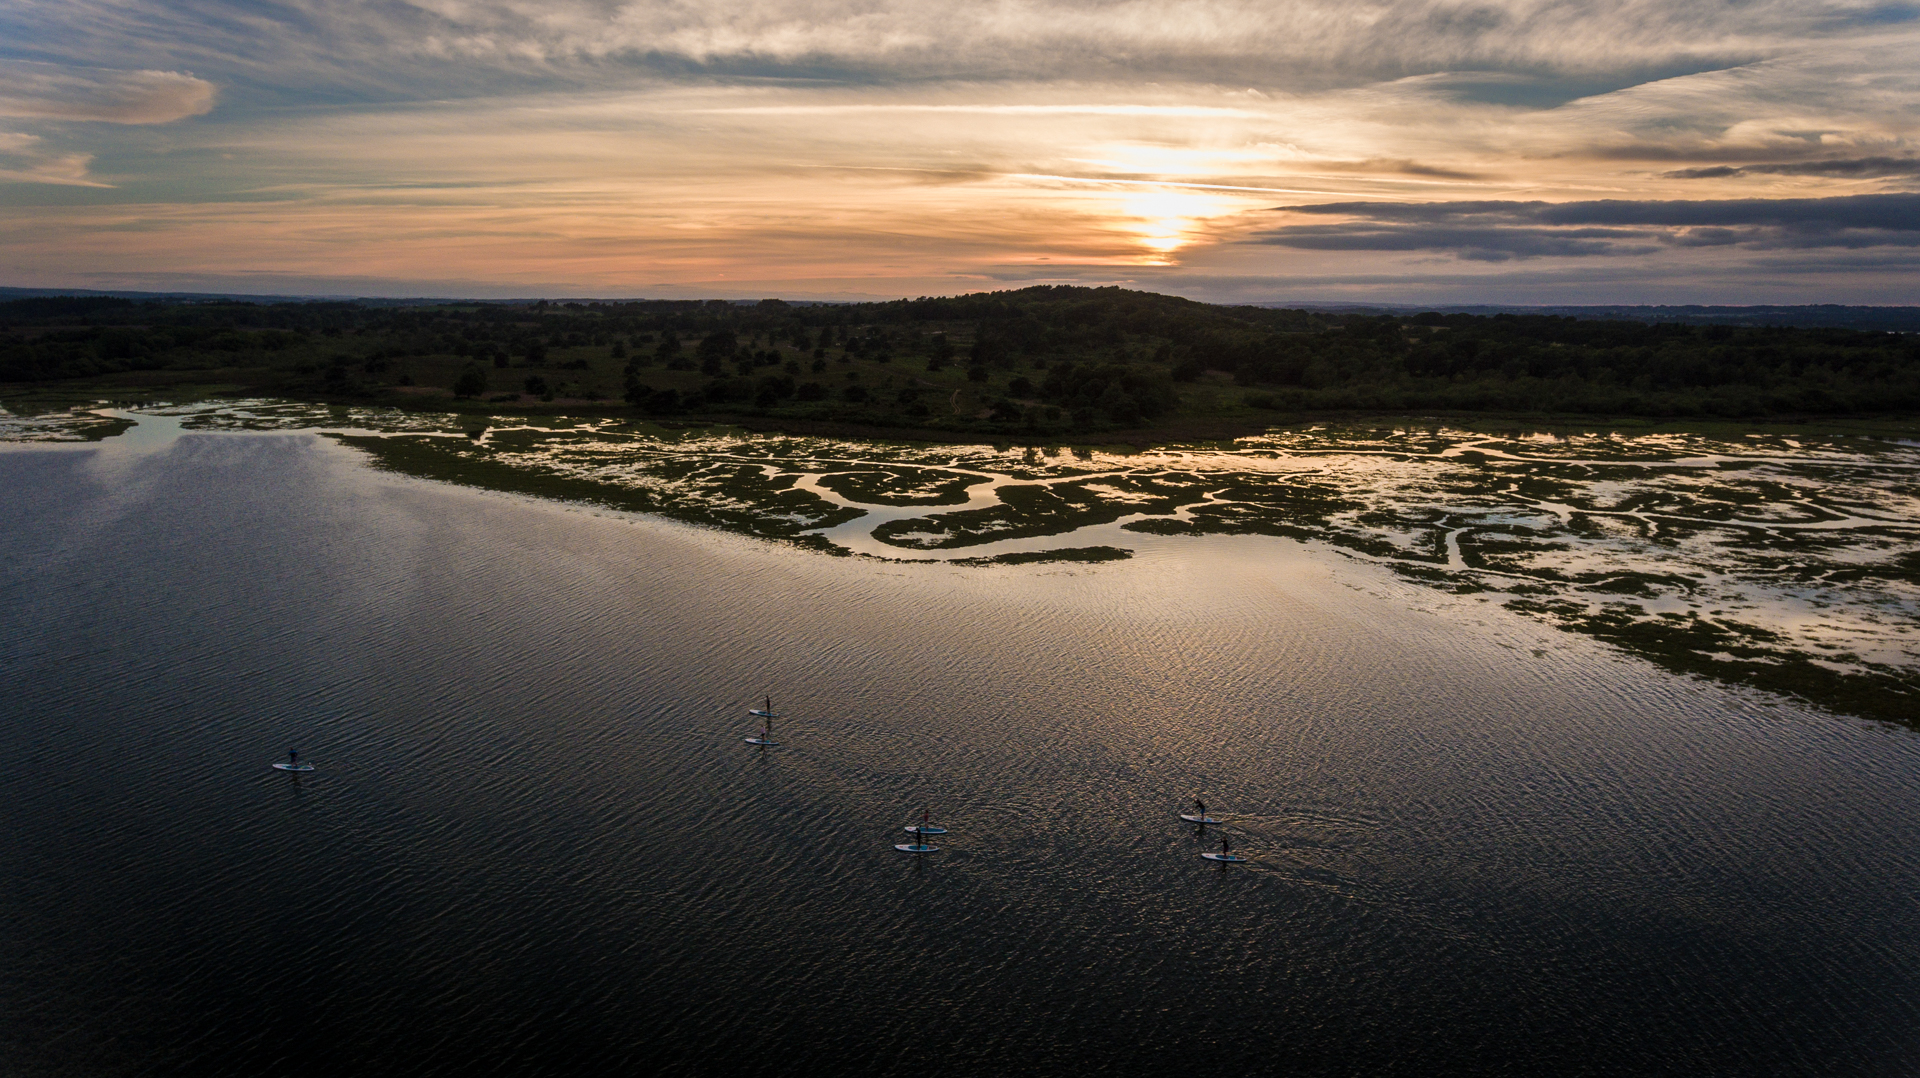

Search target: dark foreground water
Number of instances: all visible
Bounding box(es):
[2,428,1917,1077]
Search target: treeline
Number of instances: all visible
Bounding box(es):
[1215,312,1920,417]
[4,287,1918,423]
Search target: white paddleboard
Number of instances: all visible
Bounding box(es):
[894,843,940,853]
[744,737,779,746]
[1201,852,1247,863]
[748,709,779,719]
[904,825,949,835]
[1180,815,1221,824]
[272,763,315,772]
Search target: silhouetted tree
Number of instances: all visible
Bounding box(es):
[453,365,489,398]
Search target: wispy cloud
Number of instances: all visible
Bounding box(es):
[0,131,107,186]
[1665,157,1920,180]
[0,60,214,123]
[1254,194,1920,261]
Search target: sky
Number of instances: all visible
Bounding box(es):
[0,0,1917,304]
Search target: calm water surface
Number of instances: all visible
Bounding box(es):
[2,425,1917,1076]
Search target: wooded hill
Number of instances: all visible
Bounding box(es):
[4,287,1917,433]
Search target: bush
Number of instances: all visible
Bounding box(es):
[452,366,489,398]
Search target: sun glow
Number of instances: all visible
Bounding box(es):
[1115,188,1244,260]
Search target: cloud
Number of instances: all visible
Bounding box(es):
[0,131,109,186]
[1664,157,1920,179]
[1300,158,1488,180]
[0,0,1889,92]
[1282,194,1920,228]
[0,61,215,124]
[1253,193,1920,259]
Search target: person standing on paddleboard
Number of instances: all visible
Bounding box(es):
[288,749,299,768]
[1194,797,1207,820]
[1220,835,1230,856]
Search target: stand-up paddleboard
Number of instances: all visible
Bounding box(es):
[1201,852,1247,863]
[745,696,779,745]
[1180,815,1221,825]
[905,808,946,836]
[895,842,940,853]
[272,762,315,772]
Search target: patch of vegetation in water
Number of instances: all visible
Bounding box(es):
[0,405,138,442]
[815,467,986,506]
[870,475,1190,549]
[334,432,863,541]
[1506,599,1918,727]
[950,546,1133,566]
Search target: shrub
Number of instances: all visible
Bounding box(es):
[452,366,489,398]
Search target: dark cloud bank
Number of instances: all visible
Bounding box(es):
[1256,193,1920,262]
[1665,158,1920,180]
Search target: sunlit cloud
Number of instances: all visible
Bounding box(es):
[0,0,1916,300]
[0,131,107,187]
[0,60,214,124]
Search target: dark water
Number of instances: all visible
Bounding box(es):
[3,429,1917,1077]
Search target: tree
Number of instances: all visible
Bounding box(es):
[970,335,1008,368]
[453,365,489,398]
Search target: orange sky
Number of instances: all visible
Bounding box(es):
[2,1,1917,302]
